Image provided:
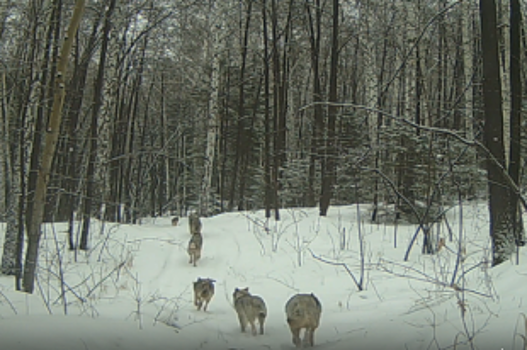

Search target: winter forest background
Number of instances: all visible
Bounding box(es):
[0,0,526,294]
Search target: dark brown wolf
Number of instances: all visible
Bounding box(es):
[193,278,215,311]
[232,287,267,335]
[285,293,322,347]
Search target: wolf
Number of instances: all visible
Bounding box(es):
[285,293,322,347]
[187,231,203,267]
[188,212,202,235]
[232,287,267,336]
[171,217,179,226]
[193,277,215,311]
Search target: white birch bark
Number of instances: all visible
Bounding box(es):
[498,0,510,166]
[200,0,225,216]
[363,8,377,148]
[404,0,418,122]
[462,0,474,140]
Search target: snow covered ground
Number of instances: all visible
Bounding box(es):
[0,202,526,350]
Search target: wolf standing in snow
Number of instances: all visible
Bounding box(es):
[193,278,215,311]
[285,293,322,347]
[171,216,179,226]
[232,287,267,335]
[187,230,203,267]
[188,212,202,235]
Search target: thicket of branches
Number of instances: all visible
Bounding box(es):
[0,0,526,291]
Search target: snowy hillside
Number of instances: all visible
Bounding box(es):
[0,202,526,350]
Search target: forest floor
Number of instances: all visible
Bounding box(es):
[0,201,526,350]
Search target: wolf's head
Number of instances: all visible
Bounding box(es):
[233,287,250,302]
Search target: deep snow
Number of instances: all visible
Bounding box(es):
[0,202,526,350]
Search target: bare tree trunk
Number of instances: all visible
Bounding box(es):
[262,0,272,219]
[0,70,18,276]
[61,6,102,249]
[305,0,322,208]
[271,0,281,220]
[200,0,223,217]
[3,1,44,288]
[462,2,475,138]
[80,0,116,250]
[270,0,293,220]
[319,0,339,216]
[33,0,62,224]
[22,0,86,293]
[499,1,511,165]
[479,0,515,266]
[229,0,252,211]
[508,0,524,247]
[238,77,261,211]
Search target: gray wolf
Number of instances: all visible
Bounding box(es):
[232,287,267,335]
[171,217,179,226]
[285,293,322,347]
[193,277,215,311]
[187,231,203,267]
[188,212,202,235]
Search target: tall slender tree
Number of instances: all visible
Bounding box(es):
[22,0,86,293]
[319,0,339,216]
[479,0,515,266]
[508,0,524,248]
[80,0,116,250]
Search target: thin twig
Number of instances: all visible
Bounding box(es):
[309,249,362,291]
[0,289,17,314]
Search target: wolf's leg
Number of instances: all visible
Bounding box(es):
[303,328,315,347]
[290,327,301,347]
[258,314,265,334]
[309,327,315,346]
[249,320,257,336]
[238,314,246,332]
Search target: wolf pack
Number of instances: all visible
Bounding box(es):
[171,213,323,348]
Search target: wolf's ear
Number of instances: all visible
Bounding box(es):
[197,277,202,282]
[243,287,249,292]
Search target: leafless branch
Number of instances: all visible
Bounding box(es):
[309,249,362,291]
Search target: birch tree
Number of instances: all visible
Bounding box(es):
[200,0,224,217]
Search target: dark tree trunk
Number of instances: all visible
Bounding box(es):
[262,0,272,219]
[305,0,323,208]
[238,76,261,211]
[270,0,281,220]
[1,71,18,276]
[319,0,339,216]
[62,8,101,249]
[479,0,515,266]
[25,2,52,235]
[80,0,115,250]
[38,0,63,224]
[229,0,252,211]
